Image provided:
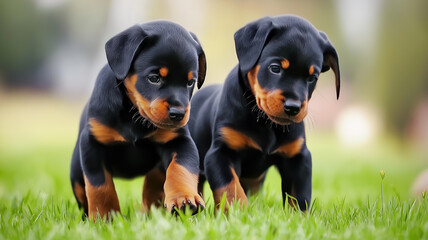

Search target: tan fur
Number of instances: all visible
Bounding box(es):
[281,59,290,69]
[159,67,168,77]
[220,127,261,151]
[89,118,126,144]
[73,182,88,212]
[188,71,194,81]
[142,168,166,212]
[164,153,204,212]
[247,66,308,124]
[309,65,315,75]
[124,74,190,128]
[273,137,304,157]
[213,167,248,208]
[84,170,120,220]
[145,129,179,144]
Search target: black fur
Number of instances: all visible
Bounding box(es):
[189,15,340,210]
[70,21,206,216]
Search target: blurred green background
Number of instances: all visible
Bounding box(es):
[0,0,427,205]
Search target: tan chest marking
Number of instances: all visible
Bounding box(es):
[89,118,126,144]
[146,129,179,144]
[220,127,261,151]
[273,137,304,158]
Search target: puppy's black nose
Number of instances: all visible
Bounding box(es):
[168,107,185,121]
[284,99,301,116]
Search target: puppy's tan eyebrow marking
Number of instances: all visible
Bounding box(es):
[309,65,315,75]
[188,71,193,81]
[159,67,168,77]
[281,59,290,69]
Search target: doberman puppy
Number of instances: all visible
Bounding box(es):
[189,15,340,210]
[70,21,206,219]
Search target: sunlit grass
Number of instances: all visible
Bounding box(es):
[0,93,427,239]
[0,184,427,239]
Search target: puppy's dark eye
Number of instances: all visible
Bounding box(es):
[308,75,318,83]
[187,79,196,87]
[147,74,161,84]
[269,64,281,74]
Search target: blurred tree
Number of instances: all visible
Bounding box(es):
[374,0,428,135]
[0,0,60,87]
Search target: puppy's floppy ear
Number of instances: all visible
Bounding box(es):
[234,17,275,74]
[319,31,341,100]
[105,25,148,80]
[189,32,207,89]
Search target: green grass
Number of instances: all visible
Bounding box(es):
[0,94,427,239]
[1,191,427,239]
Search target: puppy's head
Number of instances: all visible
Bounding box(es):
[105,21,206,129]
[235,15,340,125]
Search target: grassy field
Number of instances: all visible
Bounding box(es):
[0,93,427,239]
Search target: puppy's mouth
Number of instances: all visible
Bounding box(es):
[266,115,294,125]
[260,110,305,125]
[136,102,189,130]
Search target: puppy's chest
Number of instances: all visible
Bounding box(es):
[121,125,180,145]
[220,123,301,157]
[89,118,179,145]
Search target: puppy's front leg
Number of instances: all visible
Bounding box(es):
[79,128,120,220]
[142,167,166,212]
[204,143,248,208]
[161,135,204,214]
[276,144,312,211]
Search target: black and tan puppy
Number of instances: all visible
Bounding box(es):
[70,21,206,219]
[189,15,340,210]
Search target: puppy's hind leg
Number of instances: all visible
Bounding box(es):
[142,166,166,212]
[70,144,88,217]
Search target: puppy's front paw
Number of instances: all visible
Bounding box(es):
[164,192,205,215]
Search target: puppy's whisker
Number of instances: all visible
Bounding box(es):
[115,79,124,88]
[256,110,264,122]
[139,117,145,124]
[242,90,250,97]
[305,112,315,131]
[129,105,137,113]
[132,112,140,120]
[245,94,254,100]
[251,105,259,112]
[246,99,256,107]
[134,116,143,124]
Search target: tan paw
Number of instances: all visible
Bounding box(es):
[164,192,205,215]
